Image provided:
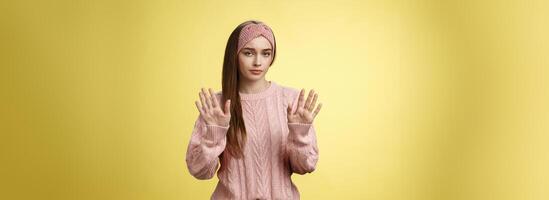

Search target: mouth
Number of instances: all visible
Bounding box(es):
[249,70,263,75]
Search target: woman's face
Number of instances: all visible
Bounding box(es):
[238,36,273,82]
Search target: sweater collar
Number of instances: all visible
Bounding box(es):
[239,81,277,100]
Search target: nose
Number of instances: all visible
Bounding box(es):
[253,55,262,67]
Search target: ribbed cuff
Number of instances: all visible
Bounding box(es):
[202,125,229,147]
[288,123,312,138]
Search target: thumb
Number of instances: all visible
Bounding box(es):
[224,99,231,116]
[287,103,293,115]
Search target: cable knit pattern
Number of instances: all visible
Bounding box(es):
[242,99,272,199]
[185,81,319,200]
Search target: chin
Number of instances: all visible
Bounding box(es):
[243,75,264,82]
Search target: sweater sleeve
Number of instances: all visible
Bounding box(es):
[285,89,319,175]
[287,122,319,175]
[185,115,229,180]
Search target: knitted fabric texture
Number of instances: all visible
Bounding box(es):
[185,81,319,200]
[237,23,276,54]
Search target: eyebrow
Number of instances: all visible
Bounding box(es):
[242,47,272,51]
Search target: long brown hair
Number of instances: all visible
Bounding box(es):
[222,20,277,158]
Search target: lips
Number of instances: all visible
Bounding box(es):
[249,70,263,75]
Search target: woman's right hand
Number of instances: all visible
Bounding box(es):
[195,88,231,127]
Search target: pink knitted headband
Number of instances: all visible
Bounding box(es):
[237,23,275,54]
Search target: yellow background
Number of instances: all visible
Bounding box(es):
[1,0,548,199]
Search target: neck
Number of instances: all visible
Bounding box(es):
[239,79,270,94]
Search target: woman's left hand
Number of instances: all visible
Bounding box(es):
[287,89,323,124]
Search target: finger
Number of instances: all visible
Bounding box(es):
[304,89,315,110]
[199,91,208,112]
[224,99,231,116]
[309,93,318,112]
[208,88,219,108]
[297,89,306,109]
[195,100,205,116]
[202,88,213,110]
[313,103,322,118]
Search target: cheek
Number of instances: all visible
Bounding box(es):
[237,56,249,72]
[263,56,273,65]
[238,55,251,66]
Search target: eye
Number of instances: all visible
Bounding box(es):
[263,52,271,57]
[243,51,253,56]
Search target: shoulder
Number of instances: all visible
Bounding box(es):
[213,90,224,102]
[276,82,301,101]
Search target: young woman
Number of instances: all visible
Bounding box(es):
[186,20,322,200]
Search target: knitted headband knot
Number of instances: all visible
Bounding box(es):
[237,23,275,54]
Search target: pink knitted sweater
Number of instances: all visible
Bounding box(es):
[185,81,319,200]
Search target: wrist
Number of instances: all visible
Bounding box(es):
[206,123,230,128]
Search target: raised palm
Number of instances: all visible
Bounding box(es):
[287,89,323,124]
[195,88,231,127]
